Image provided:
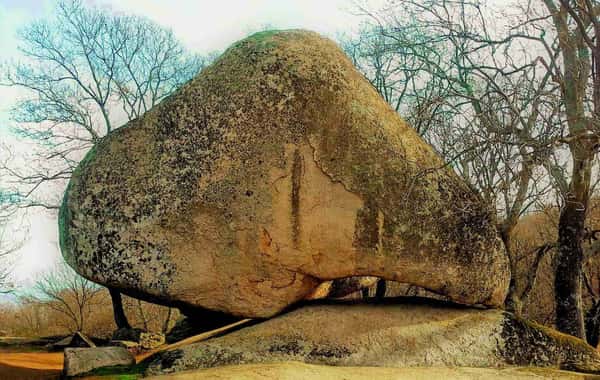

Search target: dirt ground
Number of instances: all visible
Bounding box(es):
[0,352,62,380]
[0,320,252,379]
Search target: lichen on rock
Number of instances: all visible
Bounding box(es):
[59,29,510,318]
[144,301,600,376]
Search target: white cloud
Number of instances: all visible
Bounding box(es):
[93,0,360,53]
[0,0,54,57]
[9,211,60,287]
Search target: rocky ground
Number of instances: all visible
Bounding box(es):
[145,299,600,376]
[3,299,600,379]
[147,362,600,380]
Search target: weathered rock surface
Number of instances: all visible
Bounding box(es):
[111,340,141,355]
[141,332,166,350]
[147,362,600,380]
[145,301,600,375]
[63,346,134,377]
[59,29,509,318]
[321,276,380,298]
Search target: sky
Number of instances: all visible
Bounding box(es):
[0,0,364,294]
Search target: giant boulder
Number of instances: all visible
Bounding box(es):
[59,29,509,318]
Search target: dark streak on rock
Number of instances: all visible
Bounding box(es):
[291,148,303,247]
[268,340,304,356]
[353,198,379,253]
[307,345,352,360]
[155,349,184,371]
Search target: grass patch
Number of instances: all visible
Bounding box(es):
[75,361,149,379]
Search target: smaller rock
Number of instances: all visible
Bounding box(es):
[111,340,141,355]
[325,277,379,299]
[49,331,96,351]
[64,346,134,377]
[140,332,165,350]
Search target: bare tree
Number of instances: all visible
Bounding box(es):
[15,298,46,335]
[124,296,175,334]
[535,0,600,339]
[0,231,15,294]
[351,0,600,339]
[0,188,24,294]
[32,262,103,332]
[1,0,208,331]
[1,0,206,209]
[340,23,454,137]
[347,0,560,315]
[498,0,600,338]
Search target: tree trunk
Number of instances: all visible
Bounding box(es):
[504,276,521,314]
[162,308,173,334]
[109,287,131,329]
[361,287,370,299]
[500,229,522,315]
[555,199,587,338]
[137,299,149,331]
[375,279,387,299]
[585,301,600,347]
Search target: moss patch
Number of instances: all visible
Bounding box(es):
[245,29,280,43]
[500,312,600,373]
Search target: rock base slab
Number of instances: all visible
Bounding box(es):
[146,301,600,375]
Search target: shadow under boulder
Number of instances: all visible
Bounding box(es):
[166,307,242,344]
[112,327,145,342]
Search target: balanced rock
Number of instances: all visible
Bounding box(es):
[59,29,509,318]
[146,301,600,376]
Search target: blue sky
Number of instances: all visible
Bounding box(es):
[0,0,363,293]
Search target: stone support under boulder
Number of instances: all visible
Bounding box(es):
[145,301,600,376]
[146,363,600,380]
